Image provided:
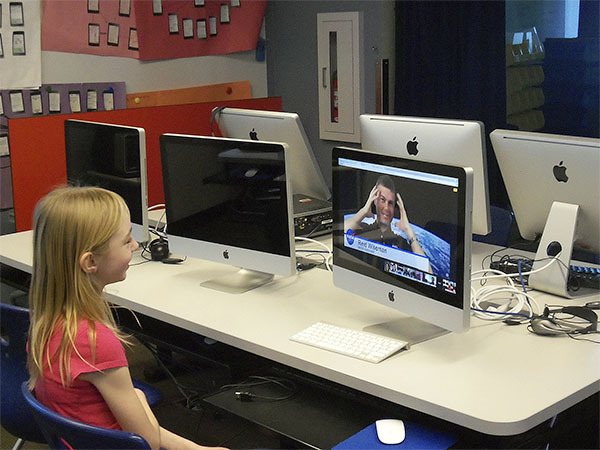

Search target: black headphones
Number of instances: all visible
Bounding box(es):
[529,306,598,336]
[149,238,170,261]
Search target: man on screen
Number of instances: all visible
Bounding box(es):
[344,175,428,259]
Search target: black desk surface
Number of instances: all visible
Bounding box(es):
[204,370,385,449]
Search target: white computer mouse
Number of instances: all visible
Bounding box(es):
[375,418,406,445]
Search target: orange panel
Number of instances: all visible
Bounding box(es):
[8,97,282,231]
[126,81,253,108]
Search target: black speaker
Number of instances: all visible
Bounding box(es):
[149,239,170,261]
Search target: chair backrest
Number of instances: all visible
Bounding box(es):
[20,382,151,450]
[0,303,46,443]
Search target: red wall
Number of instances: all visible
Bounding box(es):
[8,97,281,231]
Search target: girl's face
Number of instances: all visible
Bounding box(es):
[92,213,139,289]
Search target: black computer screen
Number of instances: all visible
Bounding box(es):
[64,120,144,227]
[160,135,292,257]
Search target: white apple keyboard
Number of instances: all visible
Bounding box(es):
[290,322,408,363]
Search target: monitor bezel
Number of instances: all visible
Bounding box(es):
[216,107,331,201]
[332,146,473,333]
[64,119,149,244]
[160,133,297,279]
[360,114,490,236]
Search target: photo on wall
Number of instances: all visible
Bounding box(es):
[10,2,25,26]
[12,31,26,55]
[88,23,100,46]
[87,0,99,13]
[128,28,138,50]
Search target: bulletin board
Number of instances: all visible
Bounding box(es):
[0,0,42,89]
[0,82,126,118]
[134,0,267,60]
[0,82,126,210]
[41,0,267,60]
[41,0,139,58]
[7,96,282,231]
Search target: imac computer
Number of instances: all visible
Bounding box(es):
[160,134,296,293]
[213,107,331,201]
[360,114,490,236]
[64,119,149,243]
[491,129,600,297]
[332,146,473,343]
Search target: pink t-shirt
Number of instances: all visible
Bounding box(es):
[34,320,128,430]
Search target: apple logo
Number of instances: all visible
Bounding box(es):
[553,161,568,183]
[249,128,259,140]
[406,137,419,156]
[222,250,229,259]
[387,291,395,302]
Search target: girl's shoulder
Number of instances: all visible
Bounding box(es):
[75,319,126,359]
[77,319,118,339]
[52,318,118,343]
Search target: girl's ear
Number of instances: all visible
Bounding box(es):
[79,252,98,274]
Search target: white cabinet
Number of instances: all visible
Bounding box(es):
[317,12,363,143]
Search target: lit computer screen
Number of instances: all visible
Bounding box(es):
[360,114,490,236]
[64,119,149,243]
[160,134,296,293]
[215,107,331,201]
[332,146,473,342]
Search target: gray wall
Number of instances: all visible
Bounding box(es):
[265,0,395,191]
[41,50,268,95]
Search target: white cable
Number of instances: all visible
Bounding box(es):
[153,209,167,237]
[471,254,561,282]
[471,282,540,319]
[294,236,332,272]
[298,252,328,266]
[471,284,540,320]
[147,204,168,238]
[469,256,559,320]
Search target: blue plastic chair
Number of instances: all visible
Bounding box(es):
[133,377,162,407]
[1,303,47,450]
[21,382,151,450]
[1,302,161,449]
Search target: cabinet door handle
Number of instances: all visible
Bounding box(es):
[322,67,328,88]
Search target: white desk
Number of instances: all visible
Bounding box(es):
[1,230,599,436]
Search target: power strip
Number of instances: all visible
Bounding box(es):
[489,258,532,274]
[569,265,600,290]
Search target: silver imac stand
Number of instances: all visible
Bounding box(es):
[364,317,449,346]
[201,268,274,294]
[528,201,578,298]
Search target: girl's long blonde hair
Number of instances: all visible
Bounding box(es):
[28,186,129,389]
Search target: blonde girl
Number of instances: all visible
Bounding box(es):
[27,186,226,450]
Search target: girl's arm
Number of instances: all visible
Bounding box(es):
[80,367,161,450]
[81,367,224,450]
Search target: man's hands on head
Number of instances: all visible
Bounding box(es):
[362,184,379,218]
[395,192,411,236]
